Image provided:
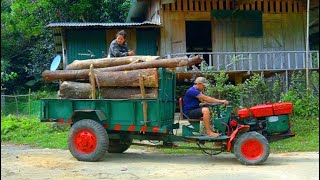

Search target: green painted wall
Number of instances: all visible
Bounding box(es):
[136,28,158,55]
[66,29,106,64]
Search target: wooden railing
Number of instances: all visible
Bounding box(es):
[167,51,319,72]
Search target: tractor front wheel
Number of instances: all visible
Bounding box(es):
[68,119,109,162]
[234,131,270,165]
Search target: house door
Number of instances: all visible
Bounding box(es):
[186,21,212,67]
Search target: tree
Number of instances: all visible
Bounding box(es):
[1,0,131,93]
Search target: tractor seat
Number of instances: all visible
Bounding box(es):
[179,97,203,122]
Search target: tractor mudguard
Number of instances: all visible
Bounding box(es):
[227,125,250,151]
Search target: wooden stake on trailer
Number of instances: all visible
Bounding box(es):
[89,64,96,99]
[139,74,148,125]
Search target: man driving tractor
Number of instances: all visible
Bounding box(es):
[183,77,229,137]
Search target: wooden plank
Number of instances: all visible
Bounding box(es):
[293,1,298,13]
[270,0,274,13]
[172,1,176,11]
[212,0,217,10]
[195,0,199,11]
[183,0,188,11]
[165,4,170,12]
[281,0,286,13]
[263,0,268,13]
[275,0,280,13]
[185,11,211,20]
[287,0,292,13]
[177,0,182,11]
[257,0,261,10]
[171,19,186,53]
[200,0,205,11]
[189,0,194,11]
[206,0,211,11]
[245,4,250,10]
[298,1,303,13]
[89,64,96,99]
[226,0,230,10]
[240,4,244,10]
[219,0,224,10]
[139,75,148,125]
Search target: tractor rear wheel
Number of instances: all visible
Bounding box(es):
[68,119,109,162]
[107,139,132,153]
[234,131,270,165]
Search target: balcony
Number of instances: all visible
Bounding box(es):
[167,51,319,73]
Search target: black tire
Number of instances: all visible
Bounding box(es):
[68,119,109,162]
[234,131,270,165]
[107,139,132,153]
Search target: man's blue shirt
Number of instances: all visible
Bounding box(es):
[183,85,202,115]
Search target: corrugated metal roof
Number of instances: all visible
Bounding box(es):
[47,21,161,28]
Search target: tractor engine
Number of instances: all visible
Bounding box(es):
[236,102,293,135]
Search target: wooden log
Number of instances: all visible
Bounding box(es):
[42,56,203,82]
[95,68,158,87]
[66,56,160,70]
[58,81,158,99]
[59,81,92,99]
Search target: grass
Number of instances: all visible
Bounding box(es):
[1,114,319,154]
[1,114,69,149]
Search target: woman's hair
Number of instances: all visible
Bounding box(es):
[116,30,126,39]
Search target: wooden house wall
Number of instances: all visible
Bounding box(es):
[147,0,307,57]
[149,0,161,24]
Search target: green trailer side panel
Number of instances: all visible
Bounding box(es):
[158,68,176,129]
[40,68,176,132]
[136,28,158,55]
[66,29,106,64]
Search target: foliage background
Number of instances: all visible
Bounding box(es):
[1,0,131,94]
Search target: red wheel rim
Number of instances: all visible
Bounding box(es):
[74,129,97,154]
[241,139,264,160]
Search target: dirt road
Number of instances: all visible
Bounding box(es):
[1,143,319,180]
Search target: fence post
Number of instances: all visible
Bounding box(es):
[1,87,5,114]
[29,88,31,116]
[14,95,18,115]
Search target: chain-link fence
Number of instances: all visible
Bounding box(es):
[1,93,41,117]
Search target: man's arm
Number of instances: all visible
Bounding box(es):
[197,94,228,105]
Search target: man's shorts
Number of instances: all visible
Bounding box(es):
[186,108,203,119]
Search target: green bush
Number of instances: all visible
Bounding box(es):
[280,71,319,117]
[281,90,319,117]
[204,72,241,110]
[239,73,269,107]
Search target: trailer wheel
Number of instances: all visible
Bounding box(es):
[234,131,270,165]
[108,139,132,153]
[68,119,109,162]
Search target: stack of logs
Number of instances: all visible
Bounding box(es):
[42,55,203,99]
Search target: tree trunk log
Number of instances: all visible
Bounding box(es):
[95,68,158,87]
[58,81,92,99]
[59,81,158,99]
[66,56,160,70]
[42,56,203,82]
